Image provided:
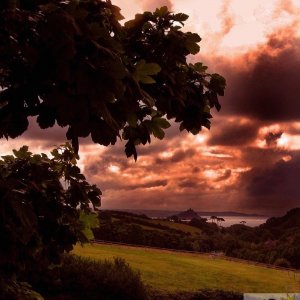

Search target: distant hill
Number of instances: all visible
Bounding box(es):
[198,211,266,217]
[116,209,266,218]
[172,208,200,220]
[225,208,300,268]
[260,207,300,232]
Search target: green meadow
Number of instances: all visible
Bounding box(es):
[148,218,202,235]
[111,215,202,235]
[73,243,300,293]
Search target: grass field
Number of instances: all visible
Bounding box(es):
[72,243,300,293]
[148,219,202,234]
[110,215,202,234]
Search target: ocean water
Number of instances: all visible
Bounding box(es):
[200,215,268,227]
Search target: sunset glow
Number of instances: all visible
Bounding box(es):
[1,0,300,215]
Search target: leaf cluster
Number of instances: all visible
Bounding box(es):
[0,144,101,279]
[0,1,225,160]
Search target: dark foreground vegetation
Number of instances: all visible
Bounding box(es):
[95,208,300,269]
[1,254,242,300]
[0,0,227,297]
[150,290,242,300]
[1,255,146,300]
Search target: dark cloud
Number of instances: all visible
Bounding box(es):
[192,167,200,173]
[164,122,186,140]
[136,142,170,157]
[240,153,300,212]
[94,180,124,192]
[20,117,96,150]
[126,179,168,190]
[221,32,300,121]
[265,131,283,146]
[240,147,290,168]
[178,178,200,189]
[88,176,168,192]
[171,149,196,162]
[208,122,258,146]
[22,118,66,143]
[155,148,196,164]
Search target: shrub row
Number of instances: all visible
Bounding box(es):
[1,254,243,300]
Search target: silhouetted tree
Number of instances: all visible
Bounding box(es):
[0,1,226,297]
[0,144,100,279]
[210,216,217,223]
[217,217,225,226]
[0,0,225,160]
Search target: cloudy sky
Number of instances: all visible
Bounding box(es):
[2,0,300,215]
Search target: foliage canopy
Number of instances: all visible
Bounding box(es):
[0,0,225,160]
[0,1,226,297]
[0,144,101,277]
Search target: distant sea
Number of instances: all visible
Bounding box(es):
[120,209,268,227]
[199,215,267,227]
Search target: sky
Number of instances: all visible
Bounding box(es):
[2,0,300,215]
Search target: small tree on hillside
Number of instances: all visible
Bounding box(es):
[217,217,225,226]
[210,216,217,223]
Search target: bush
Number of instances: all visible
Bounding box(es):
[148,289,243,300]
[0,280,44,300]
[0,145,101,281]
[190,290,243,300]
[274,258,291,268]
[40,254,148,300]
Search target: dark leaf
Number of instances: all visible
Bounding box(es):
[125,140,137,161]
[37,106,56,129]
[174,13,189,22]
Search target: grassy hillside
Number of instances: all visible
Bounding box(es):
[148,219,202,234]
[96,209,300,268]
[94,210,205,252]
[73,243,300,293]
[108,212,202,235]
